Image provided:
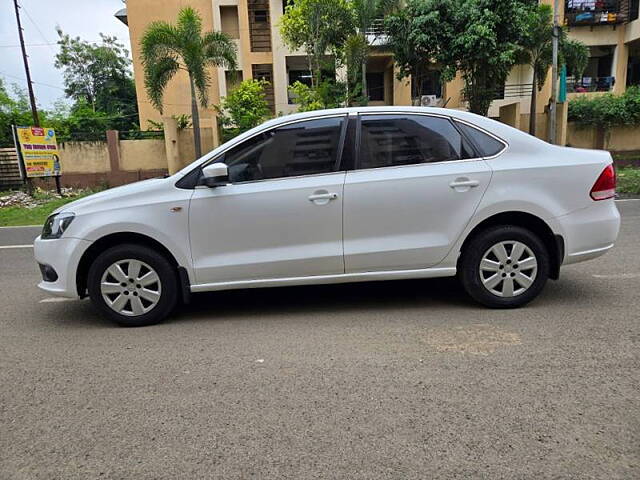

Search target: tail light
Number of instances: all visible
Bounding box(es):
[590,164,616,201]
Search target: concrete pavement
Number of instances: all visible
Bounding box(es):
[1,201,638,479]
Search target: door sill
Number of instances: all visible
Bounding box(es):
[190,267,457,293]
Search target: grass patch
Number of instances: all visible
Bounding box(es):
[617,167,640,195]
[0,189,99,227]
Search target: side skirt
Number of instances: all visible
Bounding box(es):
[190,267,457,293]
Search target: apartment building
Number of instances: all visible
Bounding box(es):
[116,0,640,130]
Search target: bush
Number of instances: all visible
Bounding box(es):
[216,79,271,139]
[569,86,640,129]
[617,167,640,195]
[288,80,347,113]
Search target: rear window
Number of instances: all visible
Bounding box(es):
[455,122,505,157]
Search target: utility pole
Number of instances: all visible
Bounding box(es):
[13,0,40,127]
[549,0,559,144]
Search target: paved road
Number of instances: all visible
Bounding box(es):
[1,201,639,479]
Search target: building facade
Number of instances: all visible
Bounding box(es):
[117,0,640,136]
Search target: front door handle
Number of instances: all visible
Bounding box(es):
[449,178,480,190]
[308,191,338,204]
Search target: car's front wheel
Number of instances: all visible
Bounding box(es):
[459,225,550,308]
[87,244,178,326]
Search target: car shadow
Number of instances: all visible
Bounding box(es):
[43,273,607,328]
[174,277,475,323]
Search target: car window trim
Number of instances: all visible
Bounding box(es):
[452,118,509,159]
[355,111,487,171]
[192,113,348,187]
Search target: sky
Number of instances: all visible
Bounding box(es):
[0,0,131,108]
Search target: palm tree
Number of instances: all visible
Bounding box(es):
[518,4,560,137]
[349,0,398,102]
[141,7,237,158]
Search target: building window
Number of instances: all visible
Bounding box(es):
[225,70,243,93]
[252,64,275,113]
[366,72,385,102]
[248,0,271,52]
[220,6,240,39]
[254,9,268,22]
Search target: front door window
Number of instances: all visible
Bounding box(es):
[218,116,345,183]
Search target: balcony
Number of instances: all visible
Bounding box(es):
[492,83,534,100]
[567,76,616,91]
[365,19,389,46]
[565,0,629,26]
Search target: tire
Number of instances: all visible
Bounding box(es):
[458,225,550,308]
[87,244,178,327]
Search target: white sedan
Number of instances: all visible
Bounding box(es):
[34,107,620,326]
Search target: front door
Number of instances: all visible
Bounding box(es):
[344,113,493,273]
[189,115,347,285]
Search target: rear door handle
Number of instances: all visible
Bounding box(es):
[308,192,338,201]
[449,179,480,189]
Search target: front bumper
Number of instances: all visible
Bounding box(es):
[33,235,91,298]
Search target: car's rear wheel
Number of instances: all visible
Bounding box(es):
[87,244,178,326]
[459,225,550,308]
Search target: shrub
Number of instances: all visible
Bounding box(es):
[288,80,346,112]
[568,86,640,129]
[216,79,271,139]
[617,167,640,195]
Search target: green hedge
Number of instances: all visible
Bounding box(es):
[568,86,640,129]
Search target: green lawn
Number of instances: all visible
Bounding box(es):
[0,190,97,227]
[617,167,640,195]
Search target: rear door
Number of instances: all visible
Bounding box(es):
[343,113,493,273]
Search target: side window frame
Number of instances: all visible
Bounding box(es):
[453,119,508,159]
[183,114,349,188]
[354,112,482,171]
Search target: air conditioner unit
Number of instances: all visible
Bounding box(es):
[420,95,440,107]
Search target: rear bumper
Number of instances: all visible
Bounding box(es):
[33,235,91,298]
[554,200,620,265]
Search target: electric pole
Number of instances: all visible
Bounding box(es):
[13,0,40,127]
[549,0,559,144]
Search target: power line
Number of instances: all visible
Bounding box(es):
[0,70,66,91]
[20,3,56,55]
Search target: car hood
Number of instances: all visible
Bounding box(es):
[53,177,168,216]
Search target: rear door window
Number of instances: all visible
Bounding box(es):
[358,114,475,170]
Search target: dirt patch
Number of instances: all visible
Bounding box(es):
[427,323,521,355]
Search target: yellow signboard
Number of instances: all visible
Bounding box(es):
[16,126,61,178]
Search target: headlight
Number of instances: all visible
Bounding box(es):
[42,212,75,239]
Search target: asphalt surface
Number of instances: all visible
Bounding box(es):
[1,201,639,479]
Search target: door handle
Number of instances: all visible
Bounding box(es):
[449,179,480,189]
[308,192,338,202]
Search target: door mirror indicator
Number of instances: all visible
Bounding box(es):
[202,162,229,187]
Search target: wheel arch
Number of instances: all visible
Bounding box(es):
[458,211,564,280]
[76,232,185,298]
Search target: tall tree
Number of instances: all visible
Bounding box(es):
[517,4,556,136]
[280,0,354,88]
[0,80,33,146]
[562,39,589,84]
[141,7,237,158]
[55,29,138,132]
[348,0,398,102]
[385,6,437,103]
[399,0,534,116]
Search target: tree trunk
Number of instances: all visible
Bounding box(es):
[189,74,202,159]
[361,60,368,104]
[529,73,537,137]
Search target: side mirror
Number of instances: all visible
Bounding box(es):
[202,162,229,187]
